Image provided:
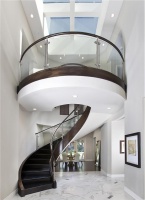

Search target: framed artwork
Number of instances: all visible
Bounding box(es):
[125,132,141,168]
[120,140,125,154]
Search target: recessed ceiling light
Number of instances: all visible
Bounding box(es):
[60,57,62,59]
[102,43,105,46]
[73,95,77,98]
[30,14,34,18]
[107,107,111,110]
[82,57,84,59]
[111,13,115,18]
[33,108,37,111]
[40,45,42,48]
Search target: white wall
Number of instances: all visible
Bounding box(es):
[19,107,40,165]
[112,1,144,198]
[93,128,101,141]
[81,132,95,161]
[101,121,111,174]
[1,1,37,199]
[101,118,125,176]
[111,119,124,175]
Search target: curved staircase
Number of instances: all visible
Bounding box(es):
[18,31,126,197]
[18,106,90,197]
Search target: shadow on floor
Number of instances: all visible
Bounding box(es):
[55,161,100,172]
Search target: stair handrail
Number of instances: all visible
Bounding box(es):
[51,105,80,147]
[20,31,124,63]
[35,114,81,135]
[49,106,90,186]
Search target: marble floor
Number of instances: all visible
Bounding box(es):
[12,171,134,200]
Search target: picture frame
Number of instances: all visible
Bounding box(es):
[125,132,141,168]
[120,140,125,154]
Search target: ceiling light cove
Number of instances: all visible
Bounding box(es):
[73,95,78,98]
[30,14,34,18]
[111,13,115,18]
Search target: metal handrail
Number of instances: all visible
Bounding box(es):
[51,105,80,145]
[35,114,80,135]
[20,31,124,62]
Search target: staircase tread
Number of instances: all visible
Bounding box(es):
[34,153,51,155]
[25,163,50,165]
[29,158,49,160]
[23,169,50,172]
[23,176,51,181]
[24,181,53,189]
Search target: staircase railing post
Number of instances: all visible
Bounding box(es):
[122,61,125,82]
[95,38,100,69]
[44,39,50,69]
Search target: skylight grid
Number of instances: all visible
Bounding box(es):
[43,0,69,3]
[48,17,70,34]
[75,17,98,34]
[75,0,102,3]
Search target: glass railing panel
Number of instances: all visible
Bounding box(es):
[20,32,124,82]
[20,39,46,80]
[99,39,123,79]
[35,106,82,148]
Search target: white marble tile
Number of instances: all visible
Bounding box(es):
[13,172,134,200]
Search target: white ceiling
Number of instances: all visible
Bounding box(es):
[21,0,124,41]
[18,75,125,139]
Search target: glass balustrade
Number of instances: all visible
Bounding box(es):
[36,106,82,149]
[20,32,124,81]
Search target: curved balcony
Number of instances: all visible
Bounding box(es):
[18,32,126,114]
[19,31,125,83]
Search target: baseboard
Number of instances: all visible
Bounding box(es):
[3,189,17,200]
[101,170,124,178]
[107,174,124,178]
[101,169,107,176]
[124,186,145,200]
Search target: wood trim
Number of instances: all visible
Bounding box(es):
[18,65,126,92]
[60,104,69,115]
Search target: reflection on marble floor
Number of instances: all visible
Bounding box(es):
[14,171,134,200]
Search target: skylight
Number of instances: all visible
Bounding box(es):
[43,0,69,3]
[75,0,102,2]
[75,17,98,34]
[47,17,70,34]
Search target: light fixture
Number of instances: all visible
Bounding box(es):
[30,14,34,18]
[111,13,115,18]
[82,57,84,59]
[40,45,42,48]
[73,94,77,98]
[102,43,105,46]
[107,107,111,110]
[60,57,62,59]
[33,108,37,111]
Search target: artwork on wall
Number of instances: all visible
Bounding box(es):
[125,132,141,168]
[120,140,125,154]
